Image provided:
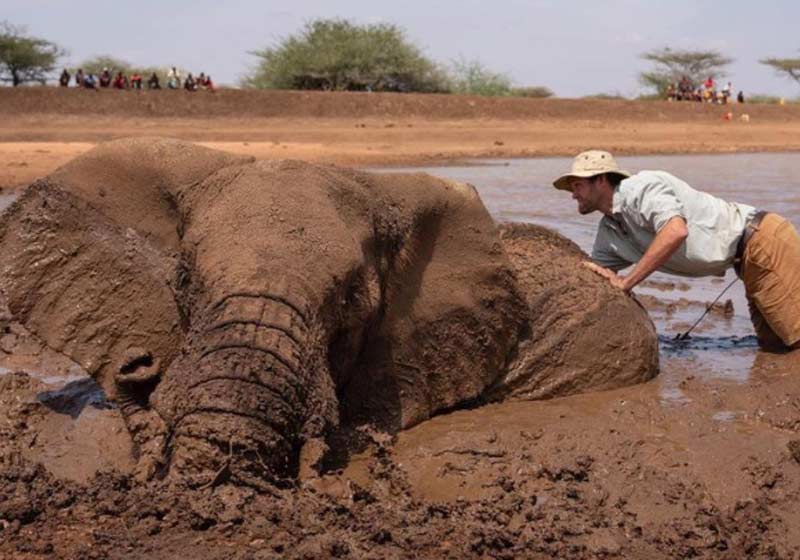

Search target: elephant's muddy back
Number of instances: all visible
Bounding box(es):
[488,223,659,401]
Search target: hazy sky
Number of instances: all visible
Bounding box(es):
[5,0,800,97]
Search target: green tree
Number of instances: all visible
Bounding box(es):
[243,18,449,92]
[639,47,732,96]
[79,55,135,75]
[0,21,64,86]
[449,58,512,96]
[760,56,800,89]
[78,55,167,79]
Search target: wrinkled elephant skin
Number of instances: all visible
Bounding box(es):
[0,138,658,487]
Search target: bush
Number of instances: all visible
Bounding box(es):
[509,86,554,98]
[585,93,628,100]
[746,94,780,104]
[243,18,449,93]
[77,55,170,80]
[448,58,512,96]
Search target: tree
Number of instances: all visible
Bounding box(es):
[449,58,512,96]
[760,57,800,89]
[78,54,166,79]
[638,47,732,96]
[243,18,450,93]
[0,21,64,86]
[79,55,136,75]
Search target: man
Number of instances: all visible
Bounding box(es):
[130,72,143,89]
[99,68,112,88]
[553,150,800,351]
[167,66,181,89]
[147,72,161,89]
[183,73,197,91]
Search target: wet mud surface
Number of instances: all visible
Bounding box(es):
[2,149,800,558]
[2,322,800,559]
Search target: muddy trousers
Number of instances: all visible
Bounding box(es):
[741,213,800,350]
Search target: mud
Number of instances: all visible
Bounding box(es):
[3,348,800,559]
[2,138,799,558]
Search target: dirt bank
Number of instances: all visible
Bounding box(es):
[2,88,800,188]
[6,87,800,121]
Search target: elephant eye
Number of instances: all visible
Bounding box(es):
[344,282,361,307]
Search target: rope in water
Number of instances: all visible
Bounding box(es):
[674,277,740,340]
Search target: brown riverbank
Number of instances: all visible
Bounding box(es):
[2,88,800,189]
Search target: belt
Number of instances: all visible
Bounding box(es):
[734,210,768,276]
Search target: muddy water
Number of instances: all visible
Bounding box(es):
[384,153,800,399]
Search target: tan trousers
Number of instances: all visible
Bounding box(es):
[741,213,800,350]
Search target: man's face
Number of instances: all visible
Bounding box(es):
[570,177,601,215]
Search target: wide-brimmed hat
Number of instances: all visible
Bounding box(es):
[553,150,630,191]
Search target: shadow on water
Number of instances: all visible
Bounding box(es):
[659,333,759,356]
[37,378,113,419]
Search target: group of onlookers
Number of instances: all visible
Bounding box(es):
[58,66,215,92]
[666,76,743,104]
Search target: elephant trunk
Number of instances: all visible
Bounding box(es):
[152,289,323,488]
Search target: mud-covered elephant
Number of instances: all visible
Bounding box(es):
[0,138,658,488]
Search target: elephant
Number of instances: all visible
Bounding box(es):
[0,138,658,488]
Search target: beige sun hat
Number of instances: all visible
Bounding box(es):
[553,150,631,191]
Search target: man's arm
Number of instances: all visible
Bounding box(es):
[585,215,688,292]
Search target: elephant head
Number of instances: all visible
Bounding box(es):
[0,138,529,487]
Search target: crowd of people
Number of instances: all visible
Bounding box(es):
[666,76,744,104]
[58,66,215,92]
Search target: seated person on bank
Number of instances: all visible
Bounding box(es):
[147,72,161,89]
[99,68,112,88]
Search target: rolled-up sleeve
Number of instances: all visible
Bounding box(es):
[629,178,685,232]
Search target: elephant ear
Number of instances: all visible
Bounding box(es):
[46,136,254,252]
[0,181,183,400]
[339,173,528,430]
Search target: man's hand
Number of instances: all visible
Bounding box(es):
[583,262,630,292]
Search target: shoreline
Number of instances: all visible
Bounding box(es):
[3,89,799,188]
[3,138,800,191]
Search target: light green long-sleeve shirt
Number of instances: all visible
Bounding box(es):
[591,170,756,277]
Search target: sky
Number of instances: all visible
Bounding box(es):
[4,0,800,98]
